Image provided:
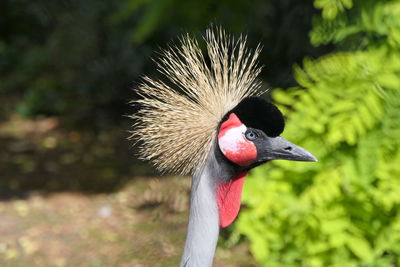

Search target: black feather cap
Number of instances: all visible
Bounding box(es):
[223,97,285,137]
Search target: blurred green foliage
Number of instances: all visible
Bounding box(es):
[237,0,400,266]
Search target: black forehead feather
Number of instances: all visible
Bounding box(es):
[224,97,285,137]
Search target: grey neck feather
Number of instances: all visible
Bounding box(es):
[180,150,222,267]
[180,142,239,267]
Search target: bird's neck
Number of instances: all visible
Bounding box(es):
[180,146,240,267]
[180,159,219,267]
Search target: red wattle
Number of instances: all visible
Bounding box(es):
[216,172,248,228]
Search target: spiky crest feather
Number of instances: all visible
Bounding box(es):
[130,27,264,175]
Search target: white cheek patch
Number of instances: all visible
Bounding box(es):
[218,125,247,154]
[218,113,258,166]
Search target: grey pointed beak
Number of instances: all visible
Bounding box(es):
[263,136,317,162]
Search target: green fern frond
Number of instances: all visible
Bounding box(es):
[237,0,400,265]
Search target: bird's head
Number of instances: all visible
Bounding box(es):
[218,97,316,169]
[215,97,316,228]
[131,27,318,232]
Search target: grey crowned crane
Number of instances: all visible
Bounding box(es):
[131,27,317,267]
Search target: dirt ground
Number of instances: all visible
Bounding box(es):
[0,114,257,267]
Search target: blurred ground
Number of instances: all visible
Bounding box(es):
[0,112,257,266]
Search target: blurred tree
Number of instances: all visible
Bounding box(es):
[1,0,149,117]
[0,0,329,118]
[237,0,400,266]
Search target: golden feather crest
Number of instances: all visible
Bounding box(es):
[130,27,263,175]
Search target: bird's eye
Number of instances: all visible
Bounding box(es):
[245,130,257,141]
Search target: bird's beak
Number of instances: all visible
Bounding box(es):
[260,136,317,162]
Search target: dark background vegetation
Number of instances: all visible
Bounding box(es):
[1,0,331,117]
[0,0,330,195]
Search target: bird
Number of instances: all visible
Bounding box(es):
[130,27,317,267]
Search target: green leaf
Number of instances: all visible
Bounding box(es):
[346,236,374,262]
[376,73,400,89]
